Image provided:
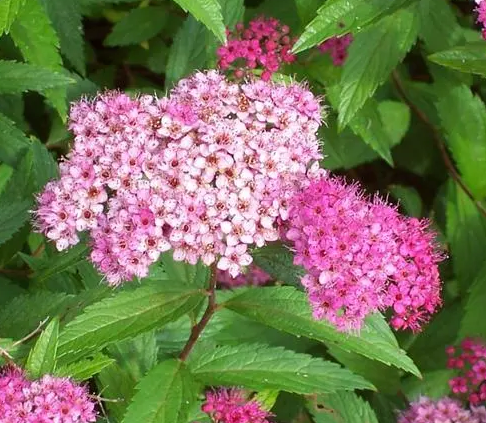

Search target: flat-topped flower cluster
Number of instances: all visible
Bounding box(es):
[35,71,322,285]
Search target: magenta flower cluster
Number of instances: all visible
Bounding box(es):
[0,366,96,423]
[286,177,443,332]
[398,396,486,423]
[34,71,322,285]
[200,388,272,423]
[318,34,353,66]
[217,17,296,81]
[217,264,271,288]
[476,0,486,39]
[447,338,486,405]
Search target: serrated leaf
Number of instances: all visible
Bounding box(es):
[10,0,68,117]
[55,353,115,381]
[0,0,25,34]
[0,276,25,306]
[402,369,454,400]
[418,0,464,53]
[446,181,486,293]
[122,359,198,423]
[0,198,31,246]
[0,111,30,167]
[105,7,167,47]
[223,287,420,376]
[292,0,410,53]
[338,5,419,128]
[307,392,379,423]
[437,85,486,198]
[172,0,225,43]
[165,15,207,88]
[429,43,486,77]
[26,317,59,378]
[189,343,374,394]
[252,242,304,287]
[40,0,85,74]
[389,185,423,217]
[254,390,280,411]
[0,60,73,94]
[57,285,205,364]
[460,263,486,339]
[160,253,210,288]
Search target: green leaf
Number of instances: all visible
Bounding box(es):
[55,353,115,381]
[251,242,304,287]
[437,85,486,198]
[254,390,280,411]
[189,343,374,394]
[0,0,25,34]
[122,359,198,423]
[26,317,59,378]
[165,15,207,88]
[172,0,225,43]
[0,111,30,167]
[0,276,25,306]
[294,0,320,26]
[0,198,31,246]
[307,392,379,423]
[40,0,85,74]
[223,286,420,376]
[10,0,68,117]
[0,60,73,94]
[429,43,486,77]
[418,0,464,53]
[105,7,168,46]
[292,0,410,53]
[446,181,486,292]
[338,5,419,128]
[160,253,209,288]
[460,263,486,339]
[388,185,423,217]
[57,285,205,364]
[32,243,89,284]
[402,370,454,400]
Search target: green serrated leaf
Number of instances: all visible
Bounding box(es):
[307,392,379,423]
[292,0,411,53]
[253,390,280,411]
[0,276,25,306]
[0,198,31,246]
[0,0,26,34]
[172,0,225,43]
[26,317,59,378]
[55,353,115,381]
[446,181,486,293]
[40,0,85,74]
[429,42,486,77]
[160,253,210,288]
[165,15,207,88]
[338,5,419,128]
[105,6,167,46]
[189,343,374,394]
[437,85,486,198]
[122,359,198,423]
[460,262,486,340]
[10,0,68,117]
[57,284,205,364]
[0,60,73,94]
[223,287,420,376]
[0,111,30,167]
[402,369,454,401]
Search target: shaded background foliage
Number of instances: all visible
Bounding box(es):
[1,0,486,422]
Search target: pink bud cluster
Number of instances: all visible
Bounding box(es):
[447,338,486,405]
[200,388,272,423]
[398,396,486,423]
[217,264,271,288]
[34,71,322,285]
[318,34,353,66]
[476,0,486,39]
[217,17,296,81]
[286,177,443,332]
[0,366,97,423]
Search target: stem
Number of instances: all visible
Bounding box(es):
[179,264,218,361]
[391,70,486,219]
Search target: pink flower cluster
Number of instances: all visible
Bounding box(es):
[0,366,96,423]
[34,71,322,285]
[217,264,271,288]
[398,396,486,423]
[318,33,353,66]
[200,388,272,423]
[476,0,486,40]
[286,177,443,332]
[217,17,296,81]
[447,338,486,405]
